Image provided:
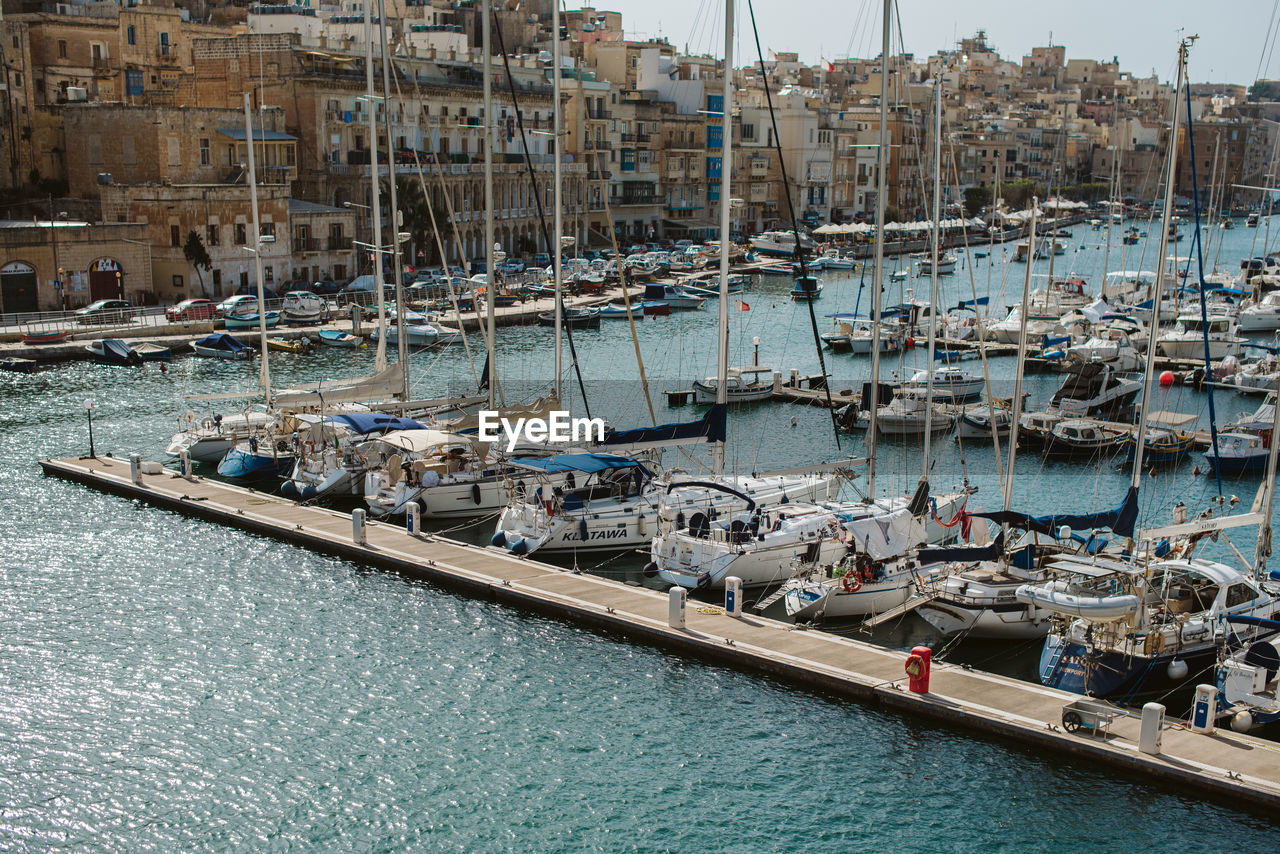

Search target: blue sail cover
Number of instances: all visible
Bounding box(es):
[971,486,1139,539]
[955,297,989,310]
[918,532,1005,566]
[508,453,649,475]
[327,413,425,435]
[598,404,727,449]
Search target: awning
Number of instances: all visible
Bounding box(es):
[217,127,298,142]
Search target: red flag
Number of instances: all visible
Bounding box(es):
[738,300,750,311]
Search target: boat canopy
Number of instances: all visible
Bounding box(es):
[327,412,425,435]
[373,428,479,454]
[508,453,650,475]
[598,403,726,450]
[196,333,248,351]
[972,486,1139,539]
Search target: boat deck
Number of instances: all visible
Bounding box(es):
[38,453,1280,813]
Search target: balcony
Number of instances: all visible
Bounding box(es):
[620,132,651,144]
[328,236,353,251]
[613,194,656,207]
[156,45,178,63]
[295,238,321,252]
[92,57,111,75]
[586,110,612,120]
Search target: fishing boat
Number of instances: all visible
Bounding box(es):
[916,252,957,275]
[692,365,774,404]
[790,276,822,301]
[21,330,68,345]
[318,329,362,348]
[84,338,141,365]
[536,306,601,328]
[134,342,173,361]
[1203,432,1271,475]
[1124,425,1195,465]
[957,402,1015,440]
[192,333,252,359]
[1039,418,1127,458]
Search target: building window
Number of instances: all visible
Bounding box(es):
[260,222,274,239]
[172,275,184,288]
[127,26,135,45]
[206,224,220,246]
[58,40,67,59]
[170,225,181,247]
[235,223,247,245]
[199,138,210,166]
[212,269,222,290]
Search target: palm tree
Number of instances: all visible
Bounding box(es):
[393,175,452,267]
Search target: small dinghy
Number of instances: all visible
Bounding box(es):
[85,338,141,365]
[193,333,252,359]
[134,341,173,361]
[537,307,601,328]
[318,329,362,348]
[267,336,311,354]
[1015,582,1141,620]
[22,330,68,345]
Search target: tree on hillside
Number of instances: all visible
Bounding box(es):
[183,230,213,296]
[963,186,992,218]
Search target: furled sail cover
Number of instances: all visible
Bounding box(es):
[839,507,926,561]
[917,532,1006,566]
[598,404,727,450]
[272,362,405,409]
[970,486,1138,539]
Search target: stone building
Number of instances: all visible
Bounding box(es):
[0,218,151,312]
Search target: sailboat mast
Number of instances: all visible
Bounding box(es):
[1129,40,1188,492]
[1003,203,1036,517]
[552,0,564,401]
[482,0,497,408]
[242,93,271,409]
[364,0,387,373]
[1101,94,1116,297]
[711,0,734,478]
[866,0,890,499]
[377,0,409,400]
[922,77,941,479]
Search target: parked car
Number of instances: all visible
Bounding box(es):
[165,298,218,322]
[309,280,342,296]
[532,253,551,268]
[74,299,134,325]
[233,284,280,303]
[496,259,525,274]
[217,294,267,318]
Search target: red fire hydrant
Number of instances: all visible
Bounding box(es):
[905,645,931,694]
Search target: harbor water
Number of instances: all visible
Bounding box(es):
[4,220,1280,847]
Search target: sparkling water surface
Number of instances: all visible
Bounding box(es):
[3,219,1279,849]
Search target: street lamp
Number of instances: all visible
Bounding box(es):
[83,399,96,459]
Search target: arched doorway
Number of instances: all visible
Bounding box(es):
[89,258,124,301]
[0,261,38,314]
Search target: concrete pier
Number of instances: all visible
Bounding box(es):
[38,453,1280,812]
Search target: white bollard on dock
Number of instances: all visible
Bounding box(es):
[179,450,193,480]
[668,586,686,629]
[352,508,367,545]
[724,576,743,618]
[129,453,142,486]
[1139,702,1165,755]
[405,501,421,537]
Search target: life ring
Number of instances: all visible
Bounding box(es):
[905,654,924,678]
[1143,631,1166,656]
[841,571,862,593]
[201,417,214,431]
[304,441,315,455]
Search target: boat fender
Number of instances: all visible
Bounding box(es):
[472,483,483,504]
[509,538,528,556]
[579,519,589,542]
[643,561,659,578]
[675,511,686,531]
[1167,659,1189,681]
[638,513,647,535]
[696,573,712,589]
[1231,711,1255,733]
[491,532,507,548]
[280,481,298,499]
[301,485,317,500]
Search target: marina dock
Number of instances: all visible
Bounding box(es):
[40,453,1280,813]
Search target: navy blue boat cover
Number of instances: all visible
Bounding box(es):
[598,404,727,448]
[917,532,1005,566]
[970,485,1139,539]
[508,453,650,475]
[196,333,248,351]
[326,413,425,435]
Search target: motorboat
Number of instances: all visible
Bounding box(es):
[916,252,957,275]
[692,366,774,404]
[1026,277,1091,316]
[134,342,173,361]
[643,283,705,310]
[266,336,311,354]
[224,311,280,331]
[957,402,1014,440]
[986,307,1062,345]
[820,248,856,270]
[872,389,955,436]
[85,338,141,365]
[1066,331,1142,372]
[1238,292,1280,332]
[790,276,823,301]
[901,368,983,402]
[1124,425,1195,465]
[1229,355,1280,394]
[1047,361,1141,419]
[1203,432,1271,475]
[846,318,905,354]
[281,291,327,325]
[217,419,298,481]
[1016,410,1064,453]
[192,333,252,359]
[1156,312,1245,360]
[750,230,816,258]
[1216,634,1280,732]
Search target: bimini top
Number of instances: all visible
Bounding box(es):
[196,333,249,351]
[508,453,649,475]
[371,429,478,454]
[327,412,425,435]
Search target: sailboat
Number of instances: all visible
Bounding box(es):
[1022,40,1280,701]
